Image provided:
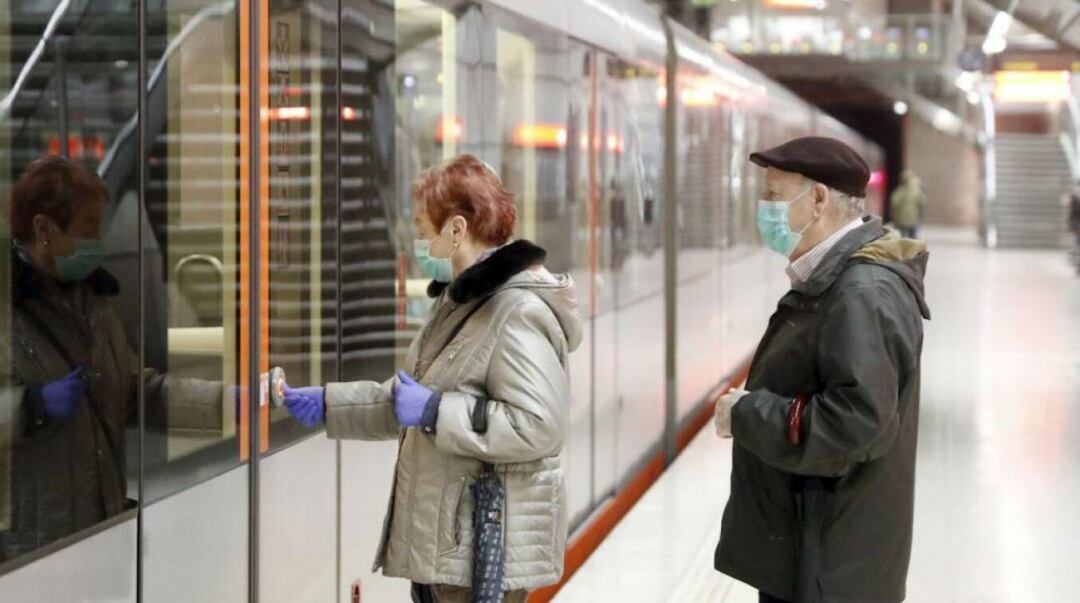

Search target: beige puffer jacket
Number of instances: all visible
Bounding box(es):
[324,240,581,591]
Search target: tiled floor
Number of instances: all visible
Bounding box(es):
[554,228,1080,602]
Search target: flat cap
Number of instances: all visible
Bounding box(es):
[750,136,870,198]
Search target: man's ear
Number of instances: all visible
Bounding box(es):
[812,183,830,214]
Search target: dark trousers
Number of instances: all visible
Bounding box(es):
[760,592,791,603]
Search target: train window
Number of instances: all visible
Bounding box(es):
[675,69,728,257]
[393,0,455,326]
[0,0,141,566]
[140,0,243,501]
[489,11,576,279]
[597,55,665,308]
[338,0,399,382]
[263,0,343,450]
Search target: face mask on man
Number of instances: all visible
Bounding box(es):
[756,186,819,258]
[413,221,457,283]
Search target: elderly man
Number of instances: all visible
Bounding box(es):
[714,137,931,603]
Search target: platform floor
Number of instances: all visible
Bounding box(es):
[553,228,1080,603]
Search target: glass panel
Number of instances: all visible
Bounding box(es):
[263,0,341,449]
[341,0,398,382]
[142,0,242,501]
[674,60,727,419]
[598,53,668,488]
[495,21,577,283]
[393,0,452,329]
[0,0,140,566]
[487,6,594,523]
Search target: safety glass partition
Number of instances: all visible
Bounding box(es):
[142,0,242,502]
[673,56,728,422]
[262,0,341,451]
[0,0,140,575]
[394,0,460,327]
[596,52,668,492]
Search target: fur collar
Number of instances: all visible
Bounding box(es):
[11,247,119,301]
[427,240,547,303]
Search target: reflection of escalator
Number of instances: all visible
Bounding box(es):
[2,2,138,183]
[340,51,398,380]
[339,5,414,382]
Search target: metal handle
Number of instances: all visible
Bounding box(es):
[174,253,225,281]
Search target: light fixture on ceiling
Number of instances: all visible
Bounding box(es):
[893,100,909,116]
[982,11,1013,55]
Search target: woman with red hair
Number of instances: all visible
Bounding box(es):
[281,154,581,602]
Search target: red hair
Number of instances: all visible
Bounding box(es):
[7,155,108,243]
[412,154,516,245]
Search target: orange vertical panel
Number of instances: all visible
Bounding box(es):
[238,0,251,461]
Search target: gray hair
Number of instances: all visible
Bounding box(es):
[800,176,865,220]
[829,188,865,220]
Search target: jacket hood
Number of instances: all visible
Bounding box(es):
[428,240,582,352]
[853,229,932,320]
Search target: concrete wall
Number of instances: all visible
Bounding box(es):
[903,115,981,227]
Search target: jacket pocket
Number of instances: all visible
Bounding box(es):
[453,478,475,553]
[438,477,468,556]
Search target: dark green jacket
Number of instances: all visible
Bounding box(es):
[715,218,930,603]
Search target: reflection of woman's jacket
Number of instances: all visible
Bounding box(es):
[324,241,582,591]
[0,251,222,561]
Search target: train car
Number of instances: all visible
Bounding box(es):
[0,0,883,601]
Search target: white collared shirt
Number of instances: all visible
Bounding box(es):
[785,218,864,284]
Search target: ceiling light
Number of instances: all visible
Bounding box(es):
[982,11,1013,55]
[893,101,908,115]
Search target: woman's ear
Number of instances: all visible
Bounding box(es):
[450,215,468,244]
[31,214,52,245]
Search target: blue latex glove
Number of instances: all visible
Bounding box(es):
[394,370,439,429]
[282,383,325,428]
[41,367,87,422]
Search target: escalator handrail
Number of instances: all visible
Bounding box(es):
[97,1,234,178]
[0,0,76,123]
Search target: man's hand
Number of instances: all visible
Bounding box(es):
[715,388,749,438]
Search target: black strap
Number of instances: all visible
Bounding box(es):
[471,397,496,475]
[471,397,489,434]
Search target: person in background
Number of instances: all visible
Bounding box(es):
[713,137,931,603]
[278,154,581,603]
[0,156,225,563]
[889,169,927,239]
